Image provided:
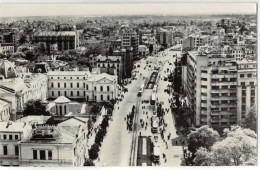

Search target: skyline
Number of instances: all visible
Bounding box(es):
[0,3,257,17]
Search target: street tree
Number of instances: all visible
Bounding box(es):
[193,147,213,166]
[84,158,95,166]
[88,147,99,160]
[242,106,256,132]
[19,34,27,45]
[187,125,219,155]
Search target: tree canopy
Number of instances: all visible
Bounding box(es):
[242,106,256,132]
[23,99,49,116]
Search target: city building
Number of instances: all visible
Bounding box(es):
[0,99,11,121]
[156,28,173,48]
[32,31,80,52]
[0,44,14,55]
[86,73,118,102]
[236,59,257,124]
[121,47,134,79]
[121,29,139,59]
[95,55,123,83]
[0,122,32,166]
[182,34,209,50]
[0,59,48,120]
[186,48,238,128]
[19,119,88,167]
[47,71,91,99]
[138,45,149,58]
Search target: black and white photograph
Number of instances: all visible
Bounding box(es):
[0,1,258,167]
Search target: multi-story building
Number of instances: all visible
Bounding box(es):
[86,73,118,102]
[121,47,134,79]
[182,34,209,50]
[121,29,139,59]
[156,28,172,48]
[95,55,123,83]
[19,119,88,167]
[236,59,257,124]
[0,31,18,51]
[0,44,14,55]
[0,99,11,121]
[138,45,149,58]
[47,71,91,99]
[0,59,48,120]
[0,122,32,166]
[186,49,238,128]
[32,31,79,52]
[47,71,118,102]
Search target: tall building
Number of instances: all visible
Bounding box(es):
[32,31,79,52]
[186,48,238,128]
[236,59,257,124]
[156,28,173,48]
[121,29,139,59]
[121,47,134,79]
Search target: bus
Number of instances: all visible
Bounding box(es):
[150,92,156,105]
[138,83,145,97]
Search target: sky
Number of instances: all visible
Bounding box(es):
[0,3,257,17]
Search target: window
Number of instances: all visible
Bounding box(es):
[241,82,245,86]
[250,82,254,87]
[9,135,12,140]
[77,91,80,96]
[101,95,103,101]
[52,91,54,96]
[86,85,88,90]
[40,150,46,160]
[201,85,207,88]
[71,83,73,88]
[247,74,252,77]
[107,86,110,91]
[58,77,60,79]
[58,83,60,88]
[48,150,52,160]
[3,134,6,140]
[70,77,72,79]
[100,86,103,91]
[3,146,8,155]
[15,146,19,156]
[64,77,66,79]
[77,83,79,88]
[51,83,53,88]
[65,91,67,96]
[58,91,60,96]
[15,135,18,140]
[201,78,207,81]
[84,91,86,96]
[33,150,38,159]
[107,95,110,100]
[94,87,96,91]
[51,77,53,79]
[83,83,85,88]
[230,85,236,89]
[64,83,66,88]
[71,91,73,96]
[77,77,79,79]
[240,74,244,78]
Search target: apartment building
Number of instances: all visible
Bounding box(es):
[0,99,11,121]
[186,49,238,128]
[121,29,139,59]
[236,59,257,124]
[156,28,172,48]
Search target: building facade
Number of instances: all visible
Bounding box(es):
[121,29,139,59]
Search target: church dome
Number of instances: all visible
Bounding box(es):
[0,59,18,80]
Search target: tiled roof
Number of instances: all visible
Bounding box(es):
[53,96,70,103]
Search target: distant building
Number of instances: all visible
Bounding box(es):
[182,34,209,50]
[138,45,149,58]
[32,31,80,52]
[121,47,134,79]
[0,122,32,166]
[121,29,139,59]
[0,44,14,55]
[156,28,172,48]
[95,55,123,82]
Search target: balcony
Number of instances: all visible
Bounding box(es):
[201,118,208,122]
[211,118,220,122]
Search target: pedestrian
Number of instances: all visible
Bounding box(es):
[163,153,165,158]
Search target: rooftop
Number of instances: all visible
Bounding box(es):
[34,31,76,36]
[87,73,116,82]
[48,71,90,76]
[0,122,29,132]
[53,96,71,104]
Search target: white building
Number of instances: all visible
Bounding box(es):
[48,71,91,99]
[0,122,32,166]
[0,59,48,120]
[0,99,11,122]
[19,118,88,167]
[86,73,118,102]
[0,45,14,55]
[138,45,149,58]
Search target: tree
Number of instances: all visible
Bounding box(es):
[19,34,27,45]
[242,106,256,132]
[91,104,101,116]
[23,99,49,116]
[187,125,219,155]
[84,158,95,166]
[108,46,113,56]
[193,147,213,166]
[88,147,99,160]
[194,126,257,166]
[149,44,153,54]
[24,51,37,61]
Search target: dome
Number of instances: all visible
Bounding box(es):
[0,59,18,80]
